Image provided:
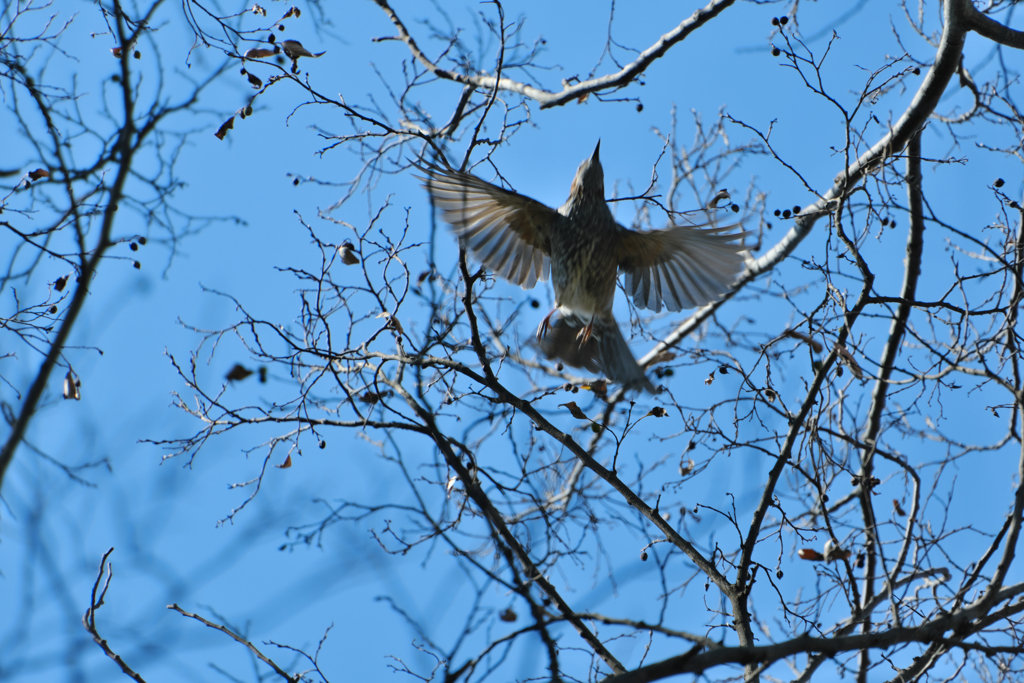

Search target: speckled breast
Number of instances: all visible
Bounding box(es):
[548,215,618,320]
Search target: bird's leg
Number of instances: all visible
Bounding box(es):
[536,309,556,341]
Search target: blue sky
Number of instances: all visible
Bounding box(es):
[2,1,1023,681]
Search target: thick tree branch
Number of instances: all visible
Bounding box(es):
[600,580,1024,683]
[371,0,736,109]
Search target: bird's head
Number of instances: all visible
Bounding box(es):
[569,141,605,200]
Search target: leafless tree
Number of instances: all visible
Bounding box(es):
[0,0,228,490]
[5,0,1024,682]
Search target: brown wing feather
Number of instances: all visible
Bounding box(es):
[617,223,748,313]
[419,165,556,289]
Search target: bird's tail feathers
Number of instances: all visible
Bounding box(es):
[539,314,657,394]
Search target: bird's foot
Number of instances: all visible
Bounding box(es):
[536,310,556,341]
[575,321,594,347]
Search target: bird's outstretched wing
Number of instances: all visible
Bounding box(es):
[617,223,748,312]
[420,164,557,290]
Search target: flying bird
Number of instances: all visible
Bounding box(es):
[421,142,747,393]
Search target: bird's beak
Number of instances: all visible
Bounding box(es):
[592,140,601,161]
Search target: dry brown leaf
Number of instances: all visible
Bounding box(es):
[835,343,864,379]
[276,455,292,469]
[244,47,277,59]
[558,401,589,420]
[376,311,404,335]
[339,241,360,265]
[647,350,677,366]
[581,379,607,398]
[823,546,852,562]
[226,364,254,382]
[214,116,235,140]
[709,189,731,209]
[281,40,325,59]
[63,370,81,400]
[782,328,823,353]
[851,474,881,492]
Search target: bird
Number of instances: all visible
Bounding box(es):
[420,141,747,393]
